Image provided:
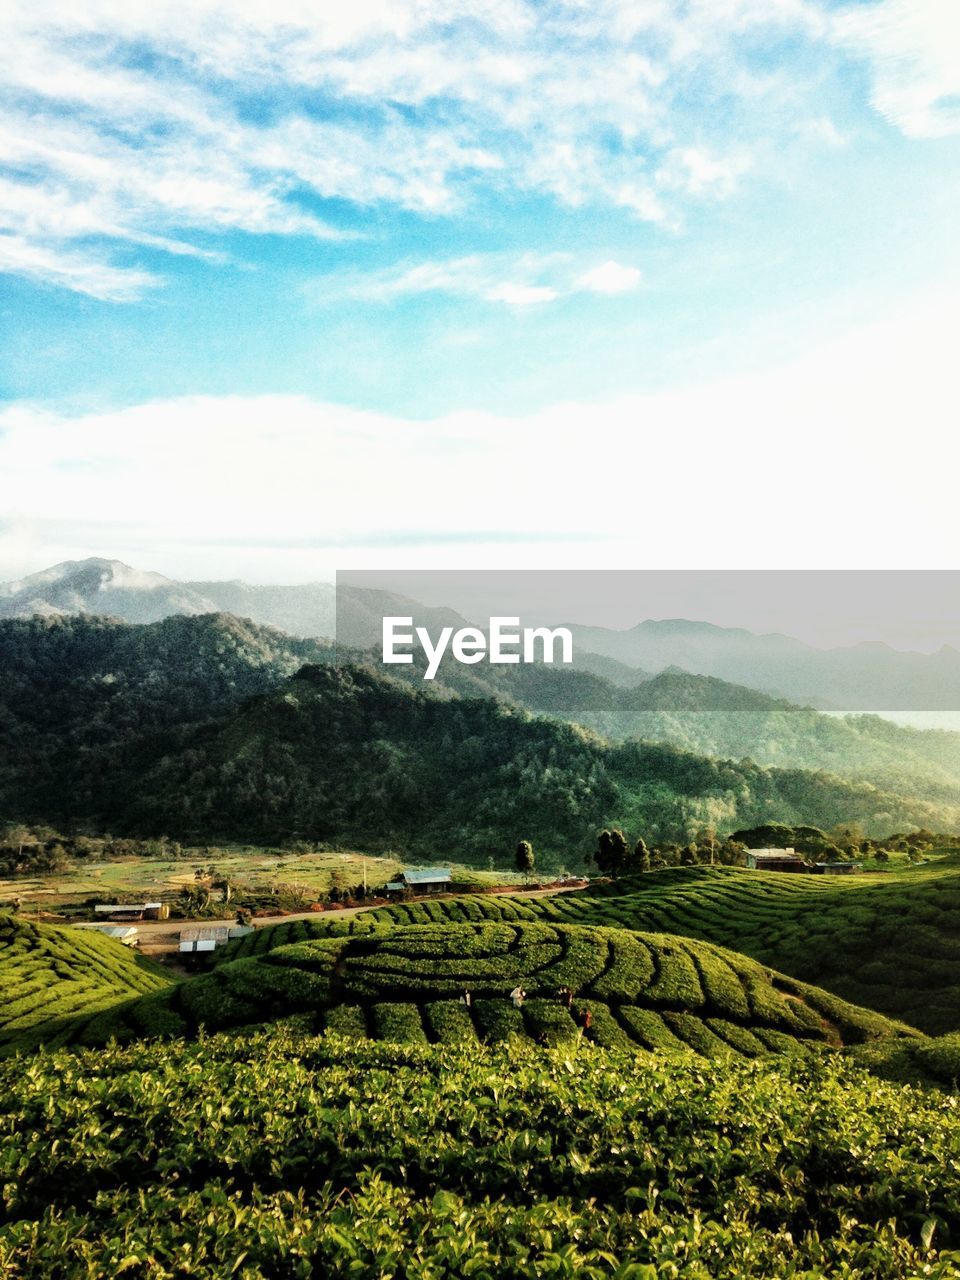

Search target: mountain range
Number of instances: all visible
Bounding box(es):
[2,612,960,854]
[5,558,960,712]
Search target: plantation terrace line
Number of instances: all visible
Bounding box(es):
[382,616,574,680]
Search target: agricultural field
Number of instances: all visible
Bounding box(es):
[3,1025,960,1278]
[0,916,173,1054]
[0,848,406,913]
[0,848,533,917]
[14,919,916,1057]
[359,865,960,1035]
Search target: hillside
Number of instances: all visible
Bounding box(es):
[3,1027,960,1277]
[0,915,173,1054]
[0,613,334,817]
[411,661,960,799]
[118,664,960,852]
[368,866,960,1035]
[62,920,915,1055]
[7,611,960,828]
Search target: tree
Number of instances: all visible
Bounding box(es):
[595,829,629,878]
[695,825,717,865]
[594,830,614,876]
[515,840,535,880]
[634,837,651,873]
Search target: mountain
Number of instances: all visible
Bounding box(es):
[562,617,960,710]
[8,559,960,710]
[0,558,337,637]
[7,654,949,854]
[0,559,221,624]
[380,658,960,801]
[0,612,334,813]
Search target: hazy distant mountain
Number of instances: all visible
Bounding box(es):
[563,618,960,711]
[7,559,960,711]
[0,558,336,637]
[0,559,219,624]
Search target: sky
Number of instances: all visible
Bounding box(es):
[1,0,960,582]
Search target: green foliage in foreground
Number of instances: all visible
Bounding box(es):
[361,866,960,1035]
[2,1027,960,1278]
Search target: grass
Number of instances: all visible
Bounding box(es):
[0,849,531,914]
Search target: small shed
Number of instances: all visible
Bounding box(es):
[745,848,807,873]
[87,924,139,946]
[178,924,253,954]
[386,869,453,896]
[94,902,169,920]
[813,862,862,875]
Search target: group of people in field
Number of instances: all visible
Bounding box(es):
[458,984,592,1035]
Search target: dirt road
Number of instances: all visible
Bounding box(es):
[72,882,589,955]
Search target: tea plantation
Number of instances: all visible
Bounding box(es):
[3,1025,960,1278]
[50,921,917,1056]
[0,915,172,1053]
[352,867,960,1035]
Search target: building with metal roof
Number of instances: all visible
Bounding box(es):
[86,924,139,946]
[178,924,253,953]
[745,848,807,872]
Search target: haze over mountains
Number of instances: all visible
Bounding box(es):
[3,612,960,851]
[4,558,960,711]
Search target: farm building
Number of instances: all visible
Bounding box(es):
[94,902,169,920]
[386,869,453,896]
[745,848,807,873]
[86,924,139,946]
[179,925,253,954]
[812,862,863,875]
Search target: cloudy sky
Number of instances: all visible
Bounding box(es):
[1,0,959,582]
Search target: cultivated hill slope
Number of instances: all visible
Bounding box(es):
[0,915,173,1054]
[78,920,918,1055]
[363,867,960,1035]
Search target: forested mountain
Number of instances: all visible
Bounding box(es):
[6,651,954,856]
[9,559,960,712]
[3,615,960,854]
[385,657,960,801]
[0,613,333,815]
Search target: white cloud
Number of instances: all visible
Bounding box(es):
[0,0,857,299]
[313,252,642,306]
[576,261,642,295]
[834,0,960,138]
[0,232,159,300]
[2,285,957,578]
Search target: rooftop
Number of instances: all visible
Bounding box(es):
[402,869,452,885]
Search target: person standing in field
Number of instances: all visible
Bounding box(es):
[460,989,472,1008]
[510,986,525,1008]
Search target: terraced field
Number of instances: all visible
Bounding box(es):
[0,915,173,1054]
[335,867,960,1035]
[74,921,917,1055]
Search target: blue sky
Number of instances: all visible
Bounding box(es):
[1,0,959,579]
